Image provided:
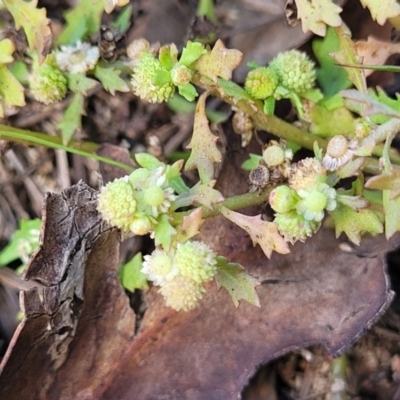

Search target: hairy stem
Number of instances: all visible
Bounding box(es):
[202,187,272,218]
[192,76,400,172]
[175,187,272,221]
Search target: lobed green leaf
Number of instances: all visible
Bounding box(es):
[94,64,130,95]
[215,256,260,308]
[120,253,149,292]
[57,93,85,144]
[4,0,52,63]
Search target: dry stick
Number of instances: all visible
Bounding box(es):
[3,149,44,216]
[15,84,102,128]
[14,100,68,128]
[41,120,71,190]
[0,161,29,220]
[43,120,71,190]
[0,267,44,291]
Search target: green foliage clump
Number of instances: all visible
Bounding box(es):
[2,0,400,312]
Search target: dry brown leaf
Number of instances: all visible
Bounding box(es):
[0,182,135,400]
[185,91,222,183]
[92,222,397,400]
[221,207,290,258]
[356,36,400,77]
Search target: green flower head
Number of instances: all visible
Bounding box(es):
[274,210,320,244]
[244,66,278,99]
[159,275,206,311]
[29,64,67,105]
[175,241,217,283]
[269,50,316,94]
[131,53,175,103]
[129,215,153,235]
[129,166,176,219]
[142,248,179,286]
[296,183,337,222]
[262,144,285,168]
[269,185,299,214]
[97,176,137,232]
[97,166,176,236]
[142,240,217,311]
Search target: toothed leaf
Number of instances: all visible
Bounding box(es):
[329,203,383,245]
[57,93,85,144]
[120,253,149,292]
[185,92,222,183]
[4,0,52,63]
[194,39,242,82]
[215,256,260,308]
[359,0,400,25]
[94,65,130,95]
[221,207,290,258]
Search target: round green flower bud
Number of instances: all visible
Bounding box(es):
[269,185,298,213]
[128,166,176,218]
[170,64,194,86]
[144,186,165,207]
[97,177,137,232]
[142,249,179,286]
[244,67,278,99]
[29,64,67,105]
[175,241,217,283]
[274,210,320,244]
[296,190,326,222]
[129,215,152,235]
[159,275,206,311]
[302,190,327,211]
[296,184,337,222]
[269,50,316,94]
[131,53,175,103]
[263,145,285,167]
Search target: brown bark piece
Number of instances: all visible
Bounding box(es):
[0,182,135,400]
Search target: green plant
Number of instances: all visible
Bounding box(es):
[2,0,400,311]
[0,219,41,270]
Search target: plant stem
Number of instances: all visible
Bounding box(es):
[197,0,216,22]
[192,77,400,170]
[0,124,134,172]
[330,354,349,400]
[193,76,328,149]
[176,187,272,221]
[360,118,400,150]
[372,144,400,165]
[203,188,271,217]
